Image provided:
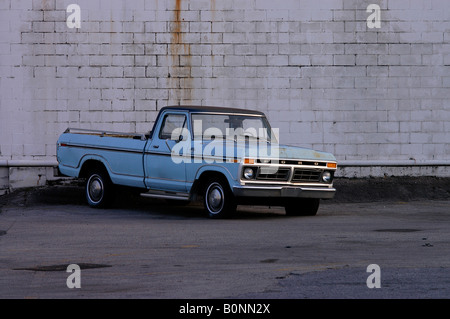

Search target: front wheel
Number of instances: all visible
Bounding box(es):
[85,170,113,208]
[285,198,320,216]
[203,179,236,219]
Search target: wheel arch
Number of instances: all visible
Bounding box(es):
[190,167,235,198]
[79,157,110,179]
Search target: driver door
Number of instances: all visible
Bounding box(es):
[144,112,189,192]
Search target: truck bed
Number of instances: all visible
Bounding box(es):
[57,128,150,188]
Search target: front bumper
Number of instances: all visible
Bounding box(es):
[232,185,336,199]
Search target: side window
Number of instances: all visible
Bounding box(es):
[159,114,187,140]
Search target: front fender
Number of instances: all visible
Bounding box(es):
[194,163,240,189]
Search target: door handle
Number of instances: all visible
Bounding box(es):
[153,145,159,149]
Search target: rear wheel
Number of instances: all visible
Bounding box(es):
[285,198,320,216]
[203,178,236,219]
[85,169,113,208]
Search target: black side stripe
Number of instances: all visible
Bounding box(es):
[62,143,143,154]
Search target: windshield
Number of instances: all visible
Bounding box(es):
[191,113,277,143]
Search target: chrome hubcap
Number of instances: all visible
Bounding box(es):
[88,176,103,202]
[206,183,224,214]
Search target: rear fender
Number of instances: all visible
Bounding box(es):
[78,155,112,178]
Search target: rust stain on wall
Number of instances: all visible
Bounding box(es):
[170,0,192,103]
[211,0,215,20]
[172,0,182,45]
[210,0,215,68]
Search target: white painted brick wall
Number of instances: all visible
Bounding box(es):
[1,0,450,181]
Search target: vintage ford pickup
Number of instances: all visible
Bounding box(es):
[57,106,337,218]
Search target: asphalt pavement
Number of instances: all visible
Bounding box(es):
[0,181,449,300]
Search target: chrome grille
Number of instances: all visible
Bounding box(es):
[291,169,321,183]
[256,167,290,181]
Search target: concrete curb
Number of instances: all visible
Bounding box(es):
[330,176,450,203]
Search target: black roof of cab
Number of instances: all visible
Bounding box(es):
[159,105,266,116]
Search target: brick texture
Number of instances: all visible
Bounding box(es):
[1,0,449,169]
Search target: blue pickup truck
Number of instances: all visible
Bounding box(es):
[57,106,337,218]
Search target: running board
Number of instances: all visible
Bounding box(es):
[140,191,190,201]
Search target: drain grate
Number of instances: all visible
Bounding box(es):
[13,263,111,272]
[374,229,421,233]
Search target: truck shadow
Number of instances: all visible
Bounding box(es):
[123,194,286,220]
[1,184,286,220]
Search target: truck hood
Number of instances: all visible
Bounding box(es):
[193,140,337,163]
[269,144,336,162]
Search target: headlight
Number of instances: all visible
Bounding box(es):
[243,167,255,180]
[322,171,332,183]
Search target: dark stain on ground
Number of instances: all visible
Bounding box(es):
[13,263,112,272]
[260,259,278,263]
[374,229,422,233]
